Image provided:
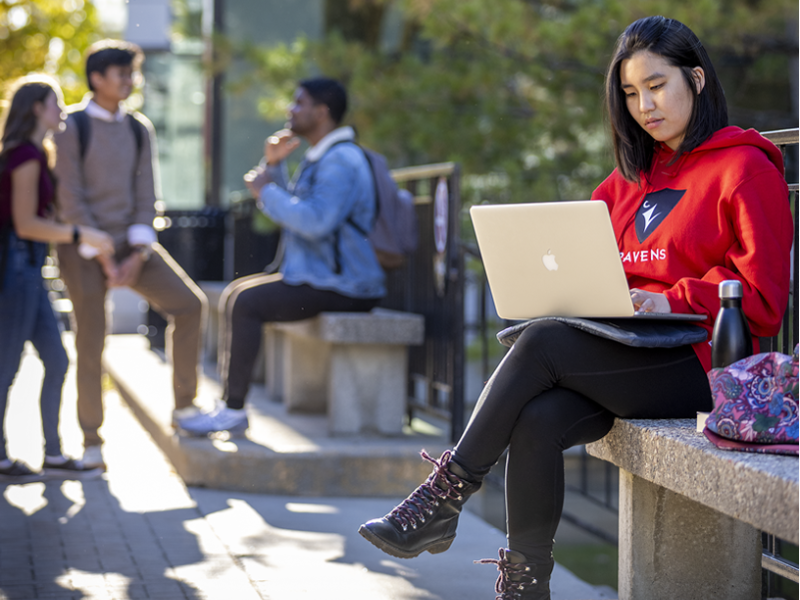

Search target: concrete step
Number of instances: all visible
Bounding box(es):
[102,334,449,497]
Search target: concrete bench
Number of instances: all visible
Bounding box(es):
[586,418,798,600]
[264,308,425,436]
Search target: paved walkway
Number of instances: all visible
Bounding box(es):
[0,335,616,600]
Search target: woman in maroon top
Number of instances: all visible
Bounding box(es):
[0,76,113,482]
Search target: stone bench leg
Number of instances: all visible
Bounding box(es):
[328,343,407,436]
[268,329,330,412]
[264,327,284,403]
[618,469,761,600]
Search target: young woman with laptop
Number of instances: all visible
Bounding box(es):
[358,16,792,599]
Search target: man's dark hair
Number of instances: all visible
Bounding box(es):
[605,16,728,182]
[299,77,348,125]
[85,39,144,92]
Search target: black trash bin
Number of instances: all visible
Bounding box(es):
[231,198,281,278]
[147,207,227,349]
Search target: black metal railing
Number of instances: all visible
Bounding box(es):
[384,162,465,443]
[759,128,798,357]
[756,128,799,597]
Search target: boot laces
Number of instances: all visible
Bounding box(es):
[475,548,537,600]
[389,450,466,532]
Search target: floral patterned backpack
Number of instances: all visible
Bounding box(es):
[704,345,799,455]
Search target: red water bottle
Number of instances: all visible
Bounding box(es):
[711,280,752,369]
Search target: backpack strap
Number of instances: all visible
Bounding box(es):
[329,140,377,236]
[352,145,379,232]
[323,140,374,274]
[128,113,144,156]
[326,138,375,231]
[72,110,91,160]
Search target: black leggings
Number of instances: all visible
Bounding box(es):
[452,320,712,562]
[218,273,380,407]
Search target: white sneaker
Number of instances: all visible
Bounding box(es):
[81,445,106,471]
[176,402,249,437]
[172,405,202,428]
[43,455,104,480]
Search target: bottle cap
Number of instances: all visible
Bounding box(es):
[719,280,743,299]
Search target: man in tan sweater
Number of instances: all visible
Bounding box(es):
[54,40,207,470]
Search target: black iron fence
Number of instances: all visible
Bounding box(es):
[757,128,799,599]
[383,163,466,443]
[147,207,227,348]
[759,128,798,357]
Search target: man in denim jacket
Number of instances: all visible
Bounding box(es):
[178,77,385,436]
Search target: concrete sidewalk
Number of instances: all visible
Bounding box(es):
[0,334,616,599]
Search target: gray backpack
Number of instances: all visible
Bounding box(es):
[356,146,419,270]
[316,140,421,274]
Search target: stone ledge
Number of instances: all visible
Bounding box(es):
[270,308,424,345]
[586,419,798,544]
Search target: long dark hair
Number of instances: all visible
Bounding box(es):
[605,16,728,182]
[0,75,61,168]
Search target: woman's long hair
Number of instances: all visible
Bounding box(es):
[605,16,728,182]
[0,75,62,169]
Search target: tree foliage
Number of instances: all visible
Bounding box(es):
[231,0,797,207]
[0,0,101,104]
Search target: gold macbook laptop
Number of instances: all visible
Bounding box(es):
[470,201,705,322]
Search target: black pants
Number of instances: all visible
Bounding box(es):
[218,272,381,407]
[452,320,712,562]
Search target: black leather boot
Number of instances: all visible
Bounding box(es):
[475,548,554,600]
[358,449,482,559]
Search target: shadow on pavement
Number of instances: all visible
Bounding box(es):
[0,477,205,600]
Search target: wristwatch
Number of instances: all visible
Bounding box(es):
[133,244,153,261]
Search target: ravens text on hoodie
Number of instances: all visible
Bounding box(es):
[591,126,793,372]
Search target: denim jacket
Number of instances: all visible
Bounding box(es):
[260,126,386,299]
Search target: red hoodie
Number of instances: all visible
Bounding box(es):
[591,126,793,372]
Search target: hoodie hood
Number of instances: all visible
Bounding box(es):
[655,126,785,178]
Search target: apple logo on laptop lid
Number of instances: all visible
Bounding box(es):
[542,249,558,271]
